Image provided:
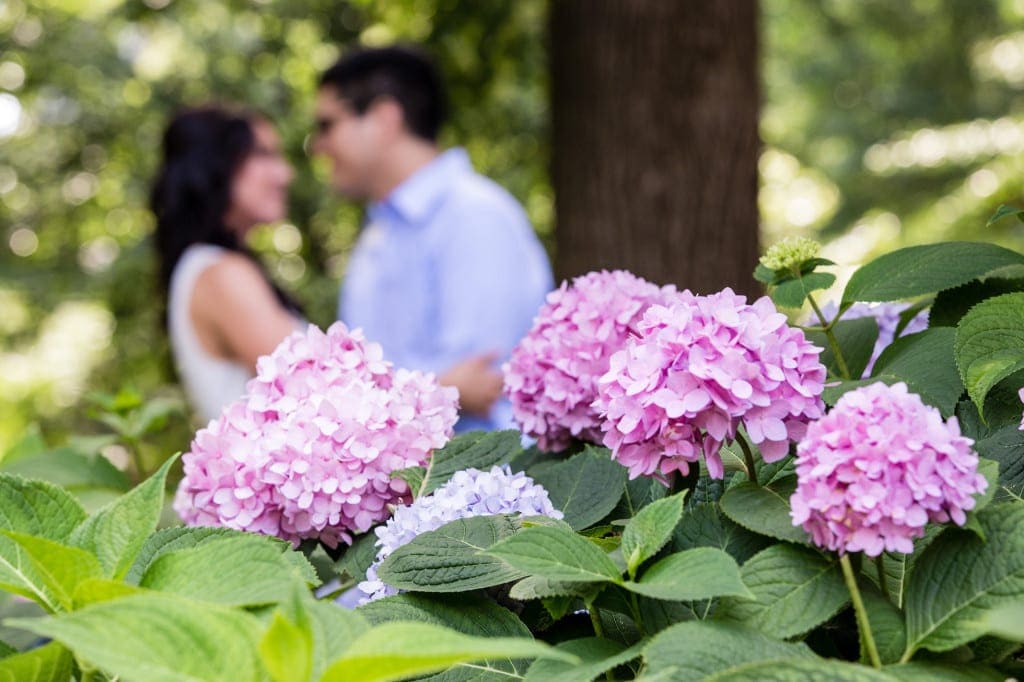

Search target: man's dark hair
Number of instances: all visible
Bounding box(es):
[319,46,447,142]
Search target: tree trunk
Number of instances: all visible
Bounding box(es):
[550,0,760,297]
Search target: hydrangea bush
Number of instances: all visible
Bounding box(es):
[2,231,1024,681]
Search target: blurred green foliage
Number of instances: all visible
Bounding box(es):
[2,0,1024,459]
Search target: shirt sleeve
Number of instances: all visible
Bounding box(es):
[424,192,552,375]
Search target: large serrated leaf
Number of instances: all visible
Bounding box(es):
[0,531,103,612]
[358,592,530,637]
[139,533,317,606]
[715,544,847,639]
[974,424,1024,499]
[0,535,62,612]
[611,475,668,521]
[260,611,312,682]
[486,526,622,584]
[885,662,1005,681]
[621,492,686,577]
[70,454,177,579]
[719,477,810,545]
[0,642,73,682]
[805,317,879,380]
[524,637,643,682]
[954,292,1024,418]
[861,581,907,665]
[319,622,575,682]
[124,526,236,584]
[509,575,600,601]
[8,593,267,682]
[529,447,628,530]
[0,475,86,542]
[624,547,749,602]
[334,530,380,584]
[904,504,1024,657]
[672,504,769,565]
[421,431,523,495]
[842,242,1024,303]
[642,620,814,681]
[824,329,963,417]
[930,277,1024,328]
[378,515,526,592]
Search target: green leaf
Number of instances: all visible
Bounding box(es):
[320,622,575,682]
[524,638,643,682]
[611,474,668,521]
[529,447,628,530]
[904,504,1024,657]
[861,581,907,665]
[986,204,1024,227]
[0,531,103,611]
[754,263,778,284]
[358,592,530,637]
[968,601,1024,642]
[715,544,847,639]
[8,593,267,682]
[0,642,73,682]
[124,526,236,584]
[334,530,380,584]
[672,504,769,565]
[623,547,749,602]
[643,620,814,681]
[954,292,1024,418]
[842,242,1024,304]
[358,592,532,680]
[0,475,86,542]
[0,536,63,612]
[930,277,1024,328]
[622,491,686,577]
[719,476,810,545]
[420,431,523,495]
[706,657,892,681]
[805,317,879,380]
[770,272,836,309]
[377,515,527,592]
[509,575,602,601]
[260,612,312,682]
[139,533,317,606]
[485,526,622,584]
[306,599,369,675]
[825,329,963,417]
[72,577,143,608]
[974,423,1024,500]
[70,454,178,579]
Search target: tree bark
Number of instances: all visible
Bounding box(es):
[550,0,760,297]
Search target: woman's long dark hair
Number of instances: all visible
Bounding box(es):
[150,106,299,321]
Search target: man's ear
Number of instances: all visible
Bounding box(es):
[368,97,406,139]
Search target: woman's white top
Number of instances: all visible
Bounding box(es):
[168,244,252,423]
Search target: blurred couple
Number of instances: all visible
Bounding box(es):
[152,46,552,431]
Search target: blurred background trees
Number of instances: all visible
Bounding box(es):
[2,0,1024,455]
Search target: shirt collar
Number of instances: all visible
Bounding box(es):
[371,147,472,225]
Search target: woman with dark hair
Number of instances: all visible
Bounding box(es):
[152,106,300,421]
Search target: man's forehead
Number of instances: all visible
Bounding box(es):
[315,87,349,111]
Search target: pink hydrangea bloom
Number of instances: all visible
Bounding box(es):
[174,322,459,548]
[1019,387,1024,431]
[595,288,826,480]
[504,270,676,451]
[791,382,988,556]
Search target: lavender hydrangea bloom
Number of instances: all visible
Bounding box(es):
[791,382,988,557]
[594,288,826,481]
[504,270,676,452]
[357,465,563,602]
[174,322,459,548]
[816,301,929,377]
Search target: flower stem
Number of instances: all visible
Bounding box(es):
[586,601,615,682]
[840,554,882,669]
[807,293,852,380]
[875,555,891,602]
[736,433,759,487]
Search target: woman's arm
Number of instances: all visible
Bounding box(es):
[190,252,299,370]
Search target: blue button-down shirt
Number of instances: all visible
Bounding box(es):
[339,148,553,432]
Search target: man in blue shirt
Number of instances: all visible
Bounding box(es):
[312,46,553,431]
